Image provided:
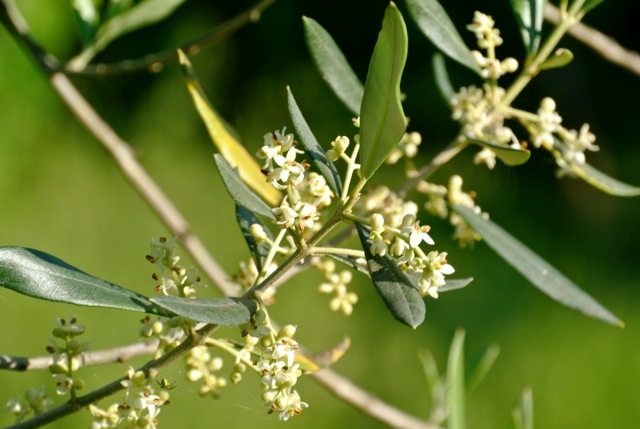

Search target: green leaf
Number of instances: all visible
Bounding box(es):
[512,388,534,429]
[447,329,466,429]
[150,296,257,326]
[0,247,168,316]
[453,205,623,326]
[359,3,409,179]
[355,223,425,329]
[432,53,455,102]
[510,0,546,55]
[465,344,500,393]
[235,205,273,273]
[440,277,474,293]
[465,136,531,166]
[72,0,101,44]
[406,0,481,75]
[570,161,640,197]
[179,50,281,206]
[74,0,186,66]
[287,86,343,197]
[538,48,574,71]
[582,0,605,14]
[214,154,276,221]
[303,16,364,115]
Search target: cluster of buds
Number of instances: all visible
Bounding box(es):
[146,237,207,298]
[139,315,191,358]
[2,387,53,424]
[467,11,518,80]
[47,316,88,398]
[316,258,359,316]
[184,346,227,398]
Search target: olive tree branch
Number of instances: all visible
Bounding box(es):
[545,3,640,77]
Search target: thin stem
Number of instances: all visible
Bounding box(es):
[308,247,365,258]
[340,143,361,202]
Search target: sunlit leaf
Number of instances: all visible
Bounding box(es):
[355,223,425,329]
[150,295,257,326]
[179,50,281,206]
[287,86,343,197]
[538,48,574,71]
[295,337,351,374]
[214,154,276,220]
[406,0,481,75]
[510,0,546,55]
[447,329,466,429]
[359,3,408,179]
[454,205,623,326]
[440,277,474,293]
[570,161,640,197]
[235,205,273,273]
[303,16,364,115]
[465,344,500,393]
[465,135,531,166]
[433,53,455,102]
[0,247,168,316]
[512,388,534,429]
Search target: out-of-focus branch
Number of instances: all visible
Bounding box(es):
[0,341,158,371]
[545,3,640,77]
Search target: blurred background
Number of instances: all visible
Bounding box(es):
[1,0,639,428]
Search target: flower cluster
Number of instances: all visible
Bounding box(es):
[184,346,227,397]
[139,315,190,358]
[418,175,487,248]
[146,237,207,298]
[467,11,518,80]
[256,325,308,421]
[88,368,170,429]
[47,316,88,398]
[3,387,53,424]
[316,259,358,316]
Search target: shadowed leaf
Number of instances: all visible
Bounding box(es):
[150,295,257,326]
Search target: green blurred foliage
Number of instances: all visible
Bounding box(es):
[1,0,639,428]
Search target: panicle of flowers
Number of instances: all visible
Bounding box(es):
[146,237,207,298]
[418,175,487,248]
[2,386,53,424]
[316,258,358,316]
[256,324,308,421]
[88,368,170,429]
[139,315,190,358]
[257,128,307,190]
[356,186,418,230]
[47,316,88,399]
[184,345,227,398]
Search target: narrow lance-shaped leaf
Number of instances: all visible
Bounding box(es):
[582,0,605,14]
[447,329,466,429]
[454,204,623,326]
[406,0,481,75]
[538,48,574,71]
[432,53,455,103]
[569,161,640,197]
[355,223,425,329]
[214,154,276,220]
[303,16,364,116]
[359,3,409,179]
[287,86,343,197]
[236,204,273,273]
[440,277,474,293]
[179,50,281,206]
[465,135,531,166]
[151,295,257,327]
[465,344,500,393]
[0,247,169,316]
[510,0,546,55]
[512,388,534,429]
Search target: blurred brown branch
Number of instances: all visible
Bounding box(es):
[545,3,640,77]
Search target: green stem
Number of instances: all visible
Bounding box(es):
[308,247,365,258]
[340,143,361,202]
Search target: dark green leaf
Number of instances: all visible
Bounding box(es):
[214,154,276,220]
[287,86,343,197]
[440,277,474,293]
[72,0,101,44]
[447,329,466,429]
[235,205,273,273]
[512,388,534,429]
[465,135,531,166]
[359,3,409,178]
[454,205,623,326]
[406,0,481,75]
[433,53,455,102]
[150,296,257,326]
[465,344,500,393]
[538,48,574,71]
[355,223,425,329]
[0,247,167,316]
[570,161,640,197]
[303,16,364,115]
[510,0,546,55]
